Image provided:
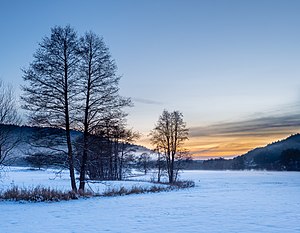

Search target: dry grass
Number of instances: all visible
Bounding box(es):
[102,180,195,197]
[0,180,195,201]
[171,180,195,188]
[102,185,171,197]
[0,186,92,202]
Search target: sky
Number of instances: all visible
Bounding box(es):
[1,0,300,158]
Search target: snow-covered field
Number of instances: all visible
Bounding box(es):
[0,167,162,194]
[0,168,299,233]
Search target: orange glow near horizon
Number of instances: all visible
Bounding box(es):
[185,135,285,158]
[137,131,300,159]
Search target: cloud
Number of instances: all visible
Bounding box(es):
[192,146,220,154]
[187,103,300,157]
[132,97,164,105]
[189,113,300,138]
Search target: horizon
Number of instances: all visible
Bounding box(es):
[10,123,299,160]
[1,0,300,157]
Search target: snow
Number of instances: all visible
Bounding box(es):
[0,167,163,193]
[0,168,300,233]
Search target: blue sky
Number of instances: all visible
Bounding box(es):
[1,0,300,156]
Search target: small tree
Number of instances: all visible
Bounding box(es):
[96,117,138,180]
[154,147,166,182]
[138,153,151,174]
[173,149,192,181]
[0,81,21,167]
[114,128,139,180]
[25,153,48,170]
[150,110,188,183]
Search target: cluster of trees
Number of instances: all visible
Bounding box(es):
[280,149,300,170]
[200,156,245,170]
[191,148,300,171]
[22,26,131,192]
[0,82,21,168]
[0,25,191,192]
[25,128,139,180]
[252,149,300,170]
[74,129,139,181]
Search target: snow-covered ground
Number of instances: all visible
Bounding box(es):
[0,167,162,194]
[0,168,299,233]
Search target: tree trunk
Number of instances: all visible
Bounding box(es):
[66,125,77,192]
[114,140,119,179]
[169,152,175,183]
[65,91,77,192]
[157,151,161,182]
[79,130,88,191]
[119,145,124,180]
[64,44,77,192]
[79,57,92,191]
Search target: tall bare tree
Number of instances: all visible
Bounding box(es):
[0,81,21,167]
[150,110,188,183]
[22,26,79,192]
[76,32,131,191]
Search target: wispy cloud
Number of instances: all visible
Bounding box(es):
[188,106,300,157]
[132,97,164,105]
[189,113,300,138]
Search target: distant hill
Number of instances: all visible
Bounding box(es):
[186,134,300,171]
[0,124,152,166]
[0,124,80,166]
[240,134,300,170]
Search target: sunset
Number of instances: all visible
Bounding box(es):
[137,104,300,157]
[0,1,299,232]
[188,107,300,157]
[1,1,300,159]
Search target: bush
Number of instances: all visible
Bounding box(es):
[0,180,195,201]
[102,180,195,197]
[154,179,195,189]
[102,185,171,197]
[171,180,195,188]
[0,186,92,202]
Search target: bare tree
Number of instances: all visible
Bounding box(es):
[76,32,131,191]
[154,147,166,182]
[114,127,139,180]
[0,81,21,167]
[173,149,192,181]
[74,124,138,181]
[22,26,79,192]
[150,110,188,183]
[24,127,71,169]
[138,152,151,174]
[92,114,138,180]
